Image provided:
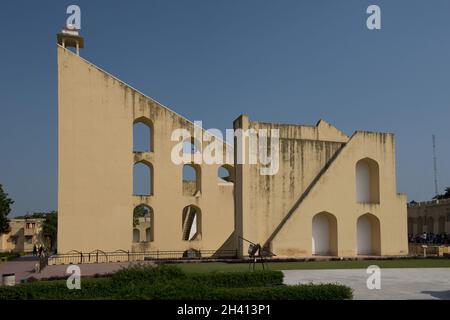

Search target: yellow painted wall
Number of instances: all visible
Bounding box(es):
[57,46,234,254]
[235,115,408,257]
[57,46,407,258]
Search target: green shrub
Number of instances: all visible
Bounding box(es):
[111,264,282,288]
[210,284,353,300]
[112,264,186,284]
[107,281,351,300]
[188,271,283,288]
[0,265,352,300]
[0,278,113,300]
[110,279,212,300]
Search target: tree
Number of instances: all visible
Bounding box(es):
[42,211,57,252]
[433,187,450,200]
[0,184,14,234]
[133,205,150,227]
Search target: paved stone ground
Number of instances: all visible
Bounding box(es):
[0,256,154,284]
[0,255,39,283]
[35,261,155,280]
[283,268,450,300]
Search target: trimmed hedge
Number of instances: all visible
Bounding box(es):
[0,265,352,300]
[112,264,186,284]
[211,284,353,300]
[111,264,284,288]
[0,280,352,300]
[106,281,352,300]
[188,271,283,288]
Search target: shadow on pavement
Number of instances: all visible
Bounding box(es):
[421,290,450,300]
[13,255,40,262]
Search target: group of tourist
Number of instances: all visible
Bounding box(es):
[409,232,450,245]
[32,244,46,257]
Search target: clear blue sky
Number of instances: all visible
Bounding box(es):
[0,0,449,216]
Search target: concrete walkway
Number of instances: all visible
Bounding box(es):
[0,255,39,283]
[35,261,155,280]
[0,256,155,284]
[283,268,450,300]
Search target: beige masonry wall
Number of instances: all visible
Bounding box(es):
[234,116,346,254]
[57,46,234,254]
[58,44,407,258]
[234,115,408,257]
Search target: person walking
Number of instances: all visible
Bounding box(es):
[32,244,37,256]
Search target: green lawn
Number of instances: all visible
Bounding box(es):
[171,259,450,273]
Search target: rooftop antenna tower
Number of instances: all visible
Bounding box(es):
[432,134,439,197]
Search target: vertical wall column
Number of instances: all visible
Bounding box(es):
[233,114,251,257]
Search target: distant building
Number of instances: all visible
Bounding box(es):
[0,218,45,253]
[408,199,450,236]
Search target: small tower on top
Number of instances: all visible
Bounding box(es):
[57,24,84,55]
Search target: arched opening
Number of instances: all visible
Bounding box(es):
[182,164,201,196]
[218,165,234,184]
[182,138,202,163]
[438,216,446,234]
[427,217,434,233]
[145,228,152,242]
[312,212,338,256]
[182,205,201,241]
[133,117,153,152]
[417,217,423,234]
[133,204,154,242]
[355,158,380,204]
[133,162,153,196]
[357,213,381,255]
[132,229,140,243]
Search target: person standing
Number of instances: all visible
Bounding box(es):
[421,232,427,244]
[32,244,37,256]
